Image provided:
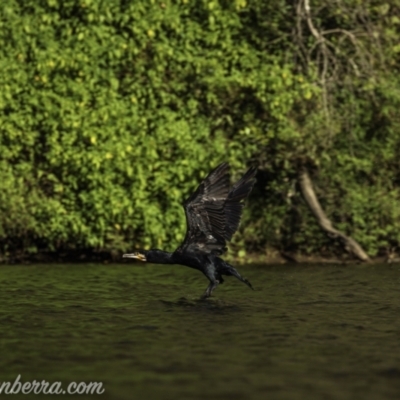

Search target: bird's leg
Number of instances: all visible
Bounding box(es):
[201,280,219,300]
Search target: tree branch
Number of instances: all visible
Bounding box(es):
[298,168,370,262]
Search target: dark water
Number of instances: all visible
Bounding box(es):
[0,263,399,400]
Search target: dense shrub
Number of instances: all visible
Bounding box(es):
[0,0,399,260]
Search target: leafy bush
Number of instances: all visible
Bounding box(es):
[0,0,399,260]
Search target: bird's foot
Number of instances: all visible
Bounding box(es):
[199,292,211,301]
[200,280,219,300]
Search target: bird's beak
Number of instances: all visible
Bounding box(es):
[122,252,147,262]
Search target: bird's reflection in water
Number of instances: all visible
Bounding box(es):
[159,297,242,313]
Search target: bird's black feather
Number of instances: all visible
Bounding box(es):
[176,163,256,256]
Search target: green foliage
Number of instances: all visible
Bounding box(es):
[0,0,400,259]
[0,0,304,256]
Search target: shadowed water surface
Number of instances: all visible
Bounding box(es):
[0,263,399,400]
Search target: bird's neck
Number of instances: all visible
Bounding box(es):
[151,251,175,264]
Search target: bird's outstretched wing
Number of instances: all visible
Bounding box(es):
[176,163,257,256]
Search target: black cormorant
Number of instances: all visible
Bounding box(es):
[123,162,257,299]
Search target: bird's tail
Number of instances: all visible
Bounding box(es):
[222,261,254,290]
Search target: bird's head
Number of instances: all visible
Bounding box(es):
[122,249,173,264]
[123,249,171,263]
[122,250,148,262]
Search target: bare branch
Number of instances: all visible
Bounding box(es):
[304,0,323,42]
[298,168,370,262]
